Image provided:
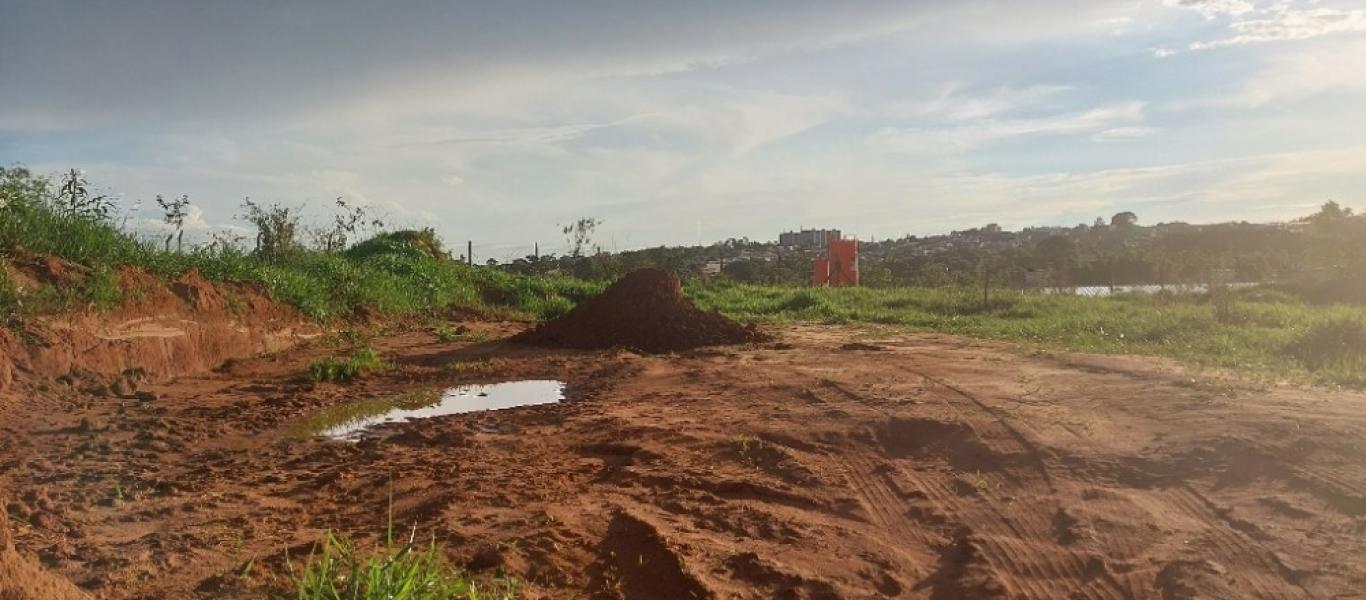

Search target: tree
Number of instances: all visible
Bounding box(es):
[1111,211,1138,228]
[239,198,301,259]
[1035,235,1078,287]
[1035,235,1077,268]
[1309,201,1352,224]
[156,194,191,252]
[561,217,602,259]
[313,198,385,253]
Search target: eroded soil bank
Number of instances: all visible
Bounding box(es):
[0,263,317,399]
[3,322,1365,598]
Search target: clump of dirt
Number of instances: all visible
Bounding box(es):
[512,268,769,353]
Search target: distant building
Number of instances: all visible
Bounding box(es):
[779,229,841,249]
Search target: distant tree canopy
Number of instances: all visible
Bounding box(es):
[1111,211,1138,228]
[500,203,1366,301]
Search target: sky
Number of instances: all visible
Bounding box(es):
[2,0,1364,259]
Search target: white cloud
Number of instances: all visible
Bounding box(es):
[1159,2,1366,54]
[1162,0,1255,19]
[911,84,1075,122]
[871,102,1147,154]
[1092,126,1159,141]
[1184,39,1366,107]
[1191,6,1366,50]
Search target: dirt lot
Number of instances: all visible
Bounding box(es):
[3,322,1365,599]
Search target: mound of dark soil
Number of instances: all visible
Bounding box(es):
[512,269,769,353]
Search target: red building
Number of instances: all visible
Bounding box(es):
[811,237,859,286]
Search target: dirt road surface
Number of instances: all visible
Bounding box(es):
[3,323,1364,598]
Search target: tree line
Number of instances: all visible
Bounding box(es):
[499,204,1365,302]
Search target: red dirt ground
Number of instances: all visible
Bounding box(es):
[512,268,769,353]
[3,319,1365,598]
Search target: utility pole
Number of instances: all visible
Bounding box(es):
[467,241,473,266]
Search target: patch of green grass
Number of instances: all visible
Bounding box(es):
[0,264,19,329]
[307,347,391,383]
[86,265,124,311]
[282,529,518,600]
[1286,316,1366,386]
[688,282,1366,388]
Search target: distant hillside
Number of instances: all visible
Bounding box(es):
[500,205,1365,302]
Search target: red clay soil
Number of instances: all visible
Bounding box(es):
[2,320,1366,598]
[1,502,90,600]
[0,260,319,598]
[512,268,769,353]
[4,323,1366,598]
[0,262,317,399]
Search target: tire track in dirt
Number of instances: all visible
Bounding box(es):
[1161,486,1310,599]
[881,362,1311,598]
[839,454,917,541]
[870,361,1148,598]
[804,363,1115,599]
[898,366,1055,491]
[1286,466,1366,517]
[888,447,1138,600]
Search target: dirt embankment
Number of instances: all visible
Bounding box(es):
[0,258,318,399]
[0,259,325,598]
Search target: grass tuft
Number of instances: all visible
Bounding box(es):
[308,347,391,383]
[282,490,518,600]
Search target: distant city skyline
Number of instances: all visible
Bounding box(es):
[3,0,1364,260]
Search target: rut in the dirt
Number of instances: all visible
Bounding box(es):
[512,268,770,353]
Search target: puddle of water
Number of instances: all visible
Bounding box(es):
[296,380,565,441]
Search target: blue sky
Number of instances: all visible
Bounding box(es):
[2,0,1364,259]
